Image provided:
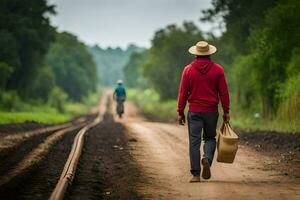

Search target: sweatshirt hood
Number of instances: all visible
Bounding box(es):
[191,58,213,74]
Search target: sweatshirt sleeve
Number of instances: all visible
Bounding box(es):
[177,67,189,116]
[217,70,230,114]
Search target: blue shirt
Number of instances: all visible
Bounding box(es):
[115,85,126,98]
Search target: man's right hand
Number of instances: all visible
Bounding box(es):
[178,115,186,125]
[223,113,230,123]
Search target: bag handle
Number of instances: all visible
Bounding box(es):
[221,122,229,132]
[221,122,231,136]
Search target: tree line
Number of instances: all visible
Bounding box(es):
[124,22,204,99]
[0,0,98,111]
[124,0,300,122]
[204,0,299,120]
[88,44,144,86]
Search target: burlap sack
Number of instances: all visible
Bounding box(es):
[217,123,238,163]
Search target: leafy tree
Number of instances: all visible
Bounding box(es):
[123,50,149,88]
[248,0,300,115]
[88,44,144,86]
[45,32,98,101]
[206,0,300,117]
[0,0,56,97]
[142,22,205,99]
[201,0,277,57]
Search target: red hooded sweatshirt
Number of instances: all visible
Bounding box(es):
[177,57,230,115]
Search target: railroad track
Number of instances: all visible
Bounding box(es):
[0,92,110,199]
[49,93,109,200]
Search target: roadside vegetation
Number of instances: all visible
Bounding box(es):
[127,88,177,122]
[0,1,100,124]
[0,91,101,124]
[128,88,300,132]
[124,0,300,133]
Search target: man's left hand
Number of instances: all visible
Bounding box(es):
[178,115,186,125]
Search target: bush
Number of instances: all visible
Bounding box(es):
[229,54,261,114]
[0,62,13,89]
[0,91,22,111]
[276,49,300,122]
[277,74,300,121]
[26,66,55,101]
[47,87,68,113]
[62,90,101,116]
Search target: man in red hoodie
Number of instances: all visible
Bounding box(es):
[177,41,230,182]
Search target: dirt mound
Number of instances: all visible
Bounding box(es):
[239,130,300,178]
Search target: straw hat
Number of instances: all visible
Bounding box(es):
[188,41,217,56]
[117,80,123,84]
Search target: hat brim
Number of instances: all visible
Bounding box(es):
[188,45,217,56]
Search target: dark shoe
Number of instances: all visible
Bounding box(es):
[189,176,200,183]
[201,157,211,179]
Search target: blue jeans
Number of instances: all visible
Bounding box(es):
[187,112,219,176]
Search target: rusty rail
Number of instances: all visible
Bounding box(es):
[49,93,109,200]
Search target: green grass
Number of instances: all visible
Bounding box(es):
[0,112,71,124]
[230,115,300,133]
[64,92,100,116]
[0,91,101,124]
[128,88,177,122]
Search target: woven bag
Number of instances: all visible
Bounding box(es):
[217,123,238,163]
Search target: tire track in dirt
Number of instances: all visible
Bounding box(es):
[0,109,97,199]
[0,123,86,187]
[0,116,88,152]
[0,127,80,199]
[0,116,92,177]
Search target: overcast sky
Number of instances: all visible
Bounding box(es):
[48,0,215,48]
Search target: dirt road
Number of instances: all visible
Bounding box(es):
[113,101,300,200]
[0,94,299,199]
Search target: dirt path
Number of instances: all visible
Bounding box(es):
[113,101,300,200]
[66,113,143,200]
